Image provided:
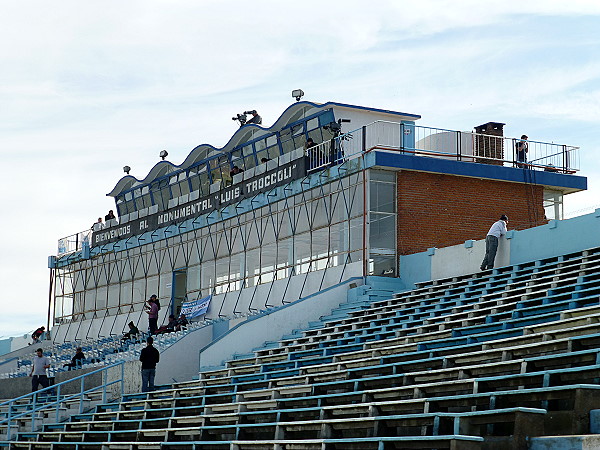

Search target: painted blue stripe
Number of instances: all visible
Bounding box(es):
[373,151,586,191]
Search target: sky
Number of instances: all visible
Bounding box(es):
[1,0,599,338]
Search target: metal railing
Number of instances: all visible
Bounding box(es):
[58,121,580,254]
[57,229,91,257]
[0,361,125,440]
[331,120,580,173]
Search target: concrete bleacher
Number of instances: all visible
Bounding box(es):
[3,247,600,448]
[0,319,216,382]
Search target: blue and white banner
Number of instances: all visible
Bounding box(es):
[180,295,211,319]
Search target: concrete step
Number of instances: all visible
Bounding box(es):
[529,435,600,450]
[231,352,254,360]
[335,300,372,310]
[251,341,279,352]
[365,275,406,291]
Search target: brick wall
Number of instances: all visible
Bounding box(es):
[397,171,546,255]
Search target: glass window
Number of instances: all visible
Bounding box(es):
[240,143,255,168]
[293,132,309,150]
[256,145,279,163]
[368,255,396,277]
[307,118,319,131]
[369,212,396,249]
[255,138,266,153]
[370,181,396,213]
[371,170,396,182]
[140,186,152,209]
[279,129,295,155]
[179,172,190,196]
[318,110,335,127]
[190,165,210,196]
[244,152,257,170]
[307,128,323,146]
[150,179,170,210]
[544,189,563,220]
[321,126,335,142]
[209,156,232,185]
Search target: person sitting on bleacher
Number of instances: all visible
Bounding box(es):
[122,321,140,341]
[63,347,85,371]
[155,315,178,334]
[175,313,188,331]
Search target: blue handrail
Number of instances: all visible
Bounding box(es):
[0,361,125,441]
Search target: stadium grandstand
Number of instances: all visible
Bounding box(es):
[2,99,599,449]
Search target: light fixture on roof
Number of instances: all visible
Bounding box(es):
[159,150,168,160]
[123,165,131,174]
[292,89,304,102]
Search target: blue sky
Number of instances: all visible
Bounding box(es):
[1,0,599,338]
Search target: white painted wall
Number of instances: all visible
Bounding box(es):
[151,261,362,384]
[430,237,510,280]
[196,277,363,371]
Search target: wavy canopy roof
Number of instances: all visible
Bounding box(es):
[107,101,420,198]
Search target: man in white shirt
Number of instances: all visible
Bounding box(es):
[480,215,508,271]
[30,348,51,392]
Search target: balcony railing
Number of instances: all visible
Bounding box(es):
[57,230,91,256]
[332,120,580,174]
[58,121,580,256]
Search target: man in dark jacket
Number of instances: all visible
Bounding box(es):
[139,336,160,392]
[63,347,85,371]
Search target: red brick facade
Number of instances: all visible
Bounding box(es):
[396,171,546,255]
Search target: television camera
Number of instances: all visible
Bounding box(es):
[323,118,351,138]
[232,110,259,127]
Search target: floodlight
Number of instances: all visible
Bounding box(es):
[159,150,168,160]
[123,166,131,174]
[292,89,304,102]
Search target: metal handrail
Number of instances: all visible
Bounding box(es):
[57,229,91,256]
[56,120,580,255]
[0,361,125,440]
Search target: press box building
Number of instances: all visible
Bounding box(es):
[49,101,585,342]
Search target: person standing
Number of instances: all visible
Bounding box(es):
[30,348,51,392]
[481,215,508,271]
[145,295,159,335]
[139,337,160,393]
[515,135,528,167]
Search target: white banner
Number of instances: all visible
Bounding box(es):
[180,295,211,319]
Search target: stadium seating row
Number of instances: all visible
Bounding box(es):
[2,246,600,449]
